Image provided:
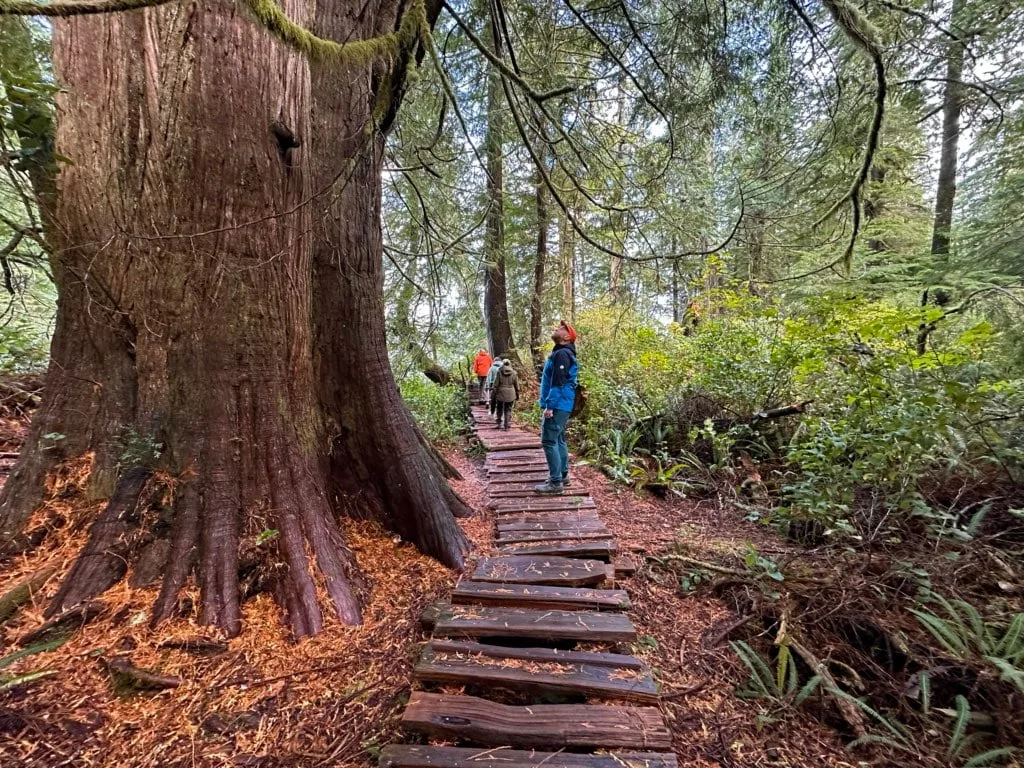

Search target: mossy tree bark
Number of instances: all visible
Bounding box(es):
[0,0,468,638]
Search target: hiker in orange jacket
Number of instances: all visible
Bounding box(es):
[472,349,493,403]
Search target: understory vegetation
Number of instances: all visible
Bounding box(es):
[569,284,1024,765]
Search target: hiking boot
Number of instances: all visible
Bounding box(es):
[534,481,564,495]
[561,476,571,487]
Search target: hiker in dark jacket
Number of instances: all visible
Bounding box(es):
[535,321,579,494]
[492,360,520,430]
[484,356,505,416]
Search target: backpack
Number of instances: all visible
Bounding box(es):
[571,383,588,417]
[564,346,586,417]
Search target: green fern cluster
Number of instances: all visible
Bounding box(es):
[911,594,1024,692]
[0,637,64,692]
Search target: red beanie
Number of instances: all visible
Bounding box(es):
[561,321,577,343]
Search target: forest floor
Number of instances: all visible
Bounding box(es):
[0,406,862,768]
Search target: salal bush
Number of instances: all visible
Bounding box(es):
[573,290,1023,541]
[399,377,466,442]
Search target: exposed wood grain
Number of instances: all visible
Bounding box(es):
[414,641,658,701]
[401,692,672,750]
[496,540,617,560]
[496,529,611,543]
[380,745,678,768]
[472,556,607,586]
[422,602,636,642]
[452,581,630,611]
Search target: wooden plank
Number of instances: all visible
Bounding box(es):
[496,529,611,544]
[613,554,639,576]
[380,745,677,768]
[472,556,607,586]
[428,638,643,671]
[496,540,617,560]
[485,459,547,467]
[452,582,631,611]
[496,518,606,532]
[414,641,658,702]
[489,486,592,498]
[427,639,647,669]
[487,473,550,484]
[485,449,546,460]
[480,442,543,452]
[401,692,672,750]
[492,498,597,514]
[496,510,602,526]
[422,602,636,642]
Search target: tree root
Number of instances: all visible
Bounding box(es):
[102,656,181,690]
[649,553,750,577]
[0,565,56,624]
[19,601,104,646]
[788,636,867,737]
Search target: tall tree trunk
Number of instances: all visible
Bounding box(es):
[530,164,548,375]
[607,80,627,301]
[930,0,965,262]
[1,0,467,639]
[482,12,514,358]
[918,0,966,355]
[670,236,680,323]
[559,201,576,323]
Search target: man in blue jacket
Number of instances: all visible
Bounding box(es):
[535,321,578,494]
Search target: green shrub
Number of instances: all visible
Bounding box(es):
[399,376,466,442]
[571,286,1024,540]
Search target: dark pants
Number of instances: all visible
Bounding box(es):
[541,409,571,483]
[476,376,486,401]
[489,391,498,415]
[495,400,513,428]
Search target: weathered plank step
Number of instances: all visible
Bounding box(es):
[496,540,618,560]
[492,498,597,514]
[380,745,677,768]
[487,472,550,484]
[401,692,672,750]
[496,529,611,543]
[452,581,631,611]
[414,640,658,702]
[489,486,593,498]
[472,555,607,586]
[422,602,635,642]
[484,449,546,460]
[478,437,541,448]
[496,510,602,526]
[497,518,606,532]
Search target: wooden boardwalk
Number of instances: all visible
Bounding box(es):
[380,405,675,768]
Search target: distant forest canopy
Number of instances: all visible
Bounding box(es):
[1,0,1022,376]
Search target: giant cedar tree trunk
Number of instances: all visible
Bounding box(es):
[0,0,467,639]
[308,0,470,562]
[482,13,515,358]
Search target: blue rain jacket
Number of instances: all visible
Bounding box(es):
[539,343,578,412]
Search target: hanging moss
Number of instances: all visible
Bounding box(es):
[816,0,888,273]
[241,0,425,67]
[0,0,430,76]
[0,0,173,17]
